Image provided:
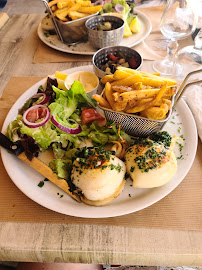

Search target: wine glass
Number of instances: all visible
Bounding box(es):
[177,28,202,66]
[152,0,198,77]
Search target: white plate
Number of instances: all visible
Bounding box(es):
[37,9,152,55]
[1,66,198,218]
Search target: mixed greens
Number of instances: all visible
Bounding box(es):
[6,77,131,180]
[99,0,138,33]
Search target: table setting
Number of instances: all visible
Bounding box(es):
[0,0,202,265]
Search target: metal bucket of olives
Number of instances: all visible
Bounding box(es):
[85,15,125,49]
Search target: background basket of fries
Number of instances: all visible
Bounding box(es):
[93,67,177,137]
[44,0,102,43]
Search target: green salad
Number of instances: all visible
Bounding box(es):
[6,76,131,181]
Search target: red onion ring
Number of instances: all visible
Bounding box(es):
[32,93,51,105]
[51,115,82,135]
[114,4,124,13]
[23,105,50,128]
[93,0,104,5]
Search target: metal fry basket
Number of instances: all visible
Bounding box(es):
[99,69,202,137]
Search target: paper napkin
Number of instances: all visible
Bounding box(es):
[186,85,202,141]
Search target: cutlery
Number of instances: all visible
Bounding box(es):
[0,132,81,202]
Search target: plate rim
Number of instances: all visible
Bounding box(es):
[37,9,152,56]
[0,65,198,218]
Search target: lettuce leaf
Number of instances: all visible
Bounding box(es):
[49,159,72,179]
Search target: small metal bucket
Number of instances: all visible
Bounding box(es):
[99,69,202,137]
[41,0,98,44]
[85,15,125,49]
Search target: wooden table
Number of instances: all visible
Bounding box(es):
[0,14,202,266]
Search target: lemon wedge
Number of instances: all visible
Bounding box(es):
[123,21,132,37]
[130,17,141,33]
[55,71,68,81]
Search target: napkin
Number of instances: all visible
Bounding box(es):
[0,12,9,30]
[186,85,202,141]
[33,42,92,63]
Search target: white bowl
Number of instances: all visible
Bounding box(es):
[65,71,99,97]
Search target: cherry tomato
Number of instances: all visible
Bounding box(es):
[128,57,137,69]
[26,107,47,123]
[109,54,119,61]
[81,108,105,125]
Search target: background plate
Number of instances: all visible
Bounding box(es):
[1,65,198,218]
[37,9,152,55]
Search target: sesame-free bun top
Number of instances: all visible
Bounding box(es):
[125,133,178,188]
[71,147,126,206]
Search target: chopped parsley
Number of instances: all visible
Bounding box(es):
[44,32,49,38]
[130,166,135,172]
[38,181,44,188]
[124,172,130,180]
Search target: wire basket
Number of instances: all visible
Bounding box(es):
[99,69,202,137]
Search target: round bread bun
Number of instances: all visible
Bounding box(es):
[71,152,126,206]
[125,143,177,188]
[80,179,126,206]
[41,15,55,31]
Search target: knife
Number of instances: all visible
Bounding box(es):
[0,132,81,202]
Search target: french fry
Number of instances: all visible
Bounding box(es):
[136,98,171,108]
[120,86,175,102]
[77,5,102,14]
[111,74,143,87]
[112,85,133,93]
[48,0,70,7]
[104,82,117,111]
[162,98,171,110]
[57,0,74,8]
[54,7,70,15]
[127,99,138,109]
[117,66,140,76]
[51,5,57,11]
[141,77,167,88]
[126,84,168,113]
[112,91,120,102]
[49,0,62,7]
[119,89,160,101]
[55,10,70,21]
[160,103,169,112]
[141,72,177,86]
[93,94,111,109]
[113,100,128,111]
[131,82,142,90]
[69,11,88,20]
[67,3,81,13]
[141,106,168,120]
[76,0,92,7]
[56,14,69,21]
[116,66,177,86]
[136,98,153,105]
[100,74,115,84]
[112,92,128,111]
[113,70,131,80]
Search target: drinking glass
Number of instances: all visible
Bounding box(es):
[153,0,198,76]
[177,28,202,65]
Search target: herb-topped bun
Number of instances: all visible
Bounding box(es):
[41,15,55,31]
[125,131,178,188]
[71,147,126,206]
